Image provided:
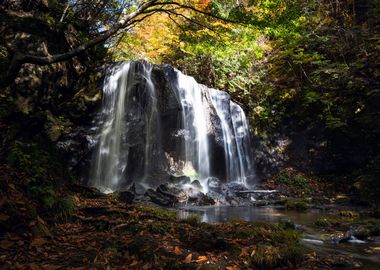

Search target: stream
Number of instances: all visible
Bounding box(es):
[177,206,380,269]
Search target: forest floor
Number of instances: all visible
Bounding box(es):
[0,174,364,270]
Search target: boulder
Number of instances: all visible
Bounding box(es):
[188,193,215,206]
[190,180,202,190]
[156,184,180,203]
[168,175,191,185]
[145,189,176,207]
[207,177,222,192]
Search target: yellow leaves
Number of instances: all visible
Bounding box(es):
[253,105,265,115]
[115,12,179,62]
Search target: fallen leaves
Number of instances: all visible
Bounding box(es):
[195,255,208,263]
[31,237,48,247]
[174,246,182,255]
[0,239,14,249]
[0,213,10,222]
[226,266,241,270]
[184,253,192,263]
[239,247,249,257]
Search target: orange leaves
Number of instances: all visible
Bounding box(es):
[226,266,241,270]
[174,246,182,255]
[184,253,192,263]
[195,255,208,263]
[195,0,211,9]
[184,254,209,264]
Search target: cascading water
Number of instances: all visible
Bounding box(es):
[90,62,130,191]
[230,102,255,185]
[90,60,256,192]
[210,89,244,184]
[90,61,162,191]
[175,72,210,182]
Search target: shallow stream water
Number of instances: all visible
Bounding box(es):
[177,206,380,269]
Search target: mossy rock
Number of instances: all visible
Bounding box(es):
[315,217,331,227]
[339,210,360,219]
[285,199,310,211]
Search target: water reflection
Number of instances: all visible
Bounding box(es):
[177,205,285,223]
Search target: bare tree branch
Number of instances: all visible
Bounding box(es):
[59,0,71,23]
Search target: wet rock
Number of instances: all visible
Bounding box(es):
[224,182,247,193]
[322,232,349,244]
[145,189,176,206]
[156,184,180,203]
[207,190,225,204]
[169,175,191,185]
[188,193,215,206]
[225,195,240,206]
[207,177,222,192]
[190,180,202,190]
[129,183,147,195]
[69,184,105,198]
[350,224,380,239]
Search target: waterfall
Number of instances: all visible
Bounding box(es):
[230,102,255,185]
[90,61,256,191]
[209,89,241,183]
[90,62,130,191]
[90,61,161,191]
[175,72,210,181]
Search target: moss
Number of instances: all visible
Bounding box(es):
[45,111,72,142]
[227,221,300,244]
[30,185,75,219]
[339,210,360,219]
[7,141,50,182]
[285,199,309,211]
[54,195,75,219]
[147,221,171,234]
[138,206,177,221]
[181,215,201,226]
[315,217,331,227]
[248,242,303,268]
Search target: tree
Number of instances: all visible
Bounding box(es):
[1,0,230,86]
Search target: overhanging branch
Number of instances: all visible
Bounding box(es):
[2,0,235,86]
